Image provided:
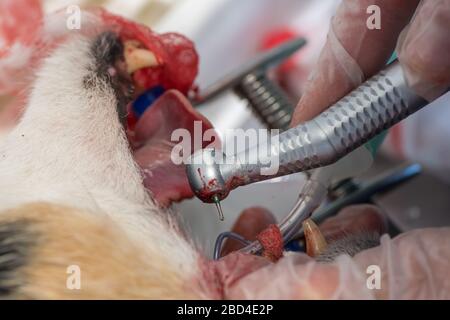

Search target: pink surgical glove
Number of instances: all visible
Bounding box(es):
[266,1,450,299]
[291,0,450,125]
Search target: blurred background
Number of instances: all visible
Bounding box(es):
[1,0,450,256]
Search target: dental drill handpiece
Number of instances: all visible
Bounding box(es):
[186,60,430,242]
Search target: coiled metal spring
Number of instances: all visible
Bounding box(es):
[236,72,295,131]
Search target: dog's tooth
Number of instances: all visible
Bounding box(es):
[303,218,327,257]
[124,40,159,74]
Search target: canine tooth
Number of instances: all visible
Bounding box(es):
[124,40,159,73]
[303,218,327,257]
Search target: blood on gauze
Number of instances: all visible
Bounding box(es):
[99,10,167,66]
[133,67,164,92]
[0,5,198,96]
[98,9,198,94]
[159,33,199,94]
[256,224,283,262]
[132,33,199,94]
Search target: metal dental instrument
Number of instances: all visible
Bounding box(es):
[213,163,422,258]
[214,232,252,260]
[187,60,439,255]
[192,37,306,221]
[288,163,422,245]
[187,60,429,203]
[193,37,306,130]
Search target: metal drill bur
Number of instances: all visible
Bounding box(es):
[213,195,224,221]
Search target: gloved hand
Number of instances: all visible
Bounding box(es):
[260,0,450,299]
[217,205,450,299]
[291,0,450,125]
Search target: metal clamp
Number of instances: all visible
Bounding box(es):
[193,37,306,130]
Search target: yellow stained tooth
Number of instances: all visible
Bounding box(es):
[303,218,327,257]
[124,40,159,74]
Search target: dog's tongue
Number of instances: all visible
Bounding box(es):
[133,90,219,207]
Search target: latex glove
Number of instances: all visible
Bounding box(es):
[217,205,450,299]
[291,0,450,125]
